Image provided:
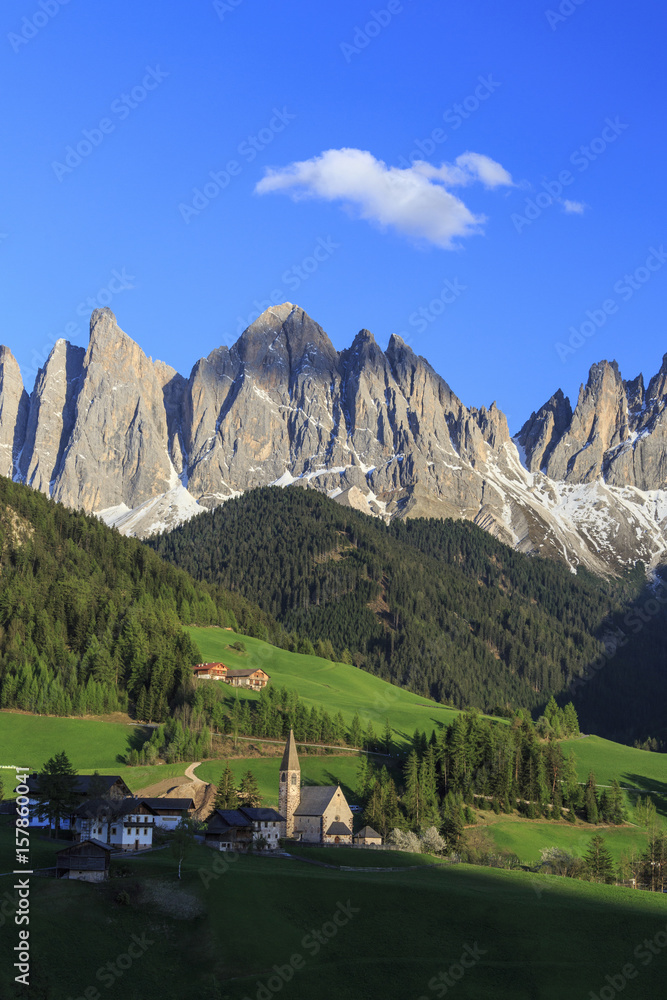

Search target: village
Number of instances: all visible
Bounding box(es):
[26,721,383,883]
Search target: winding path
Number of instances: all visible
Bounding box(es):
[184,761,206,787]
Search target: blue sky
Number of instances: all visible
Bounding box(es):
[0,0,664,430]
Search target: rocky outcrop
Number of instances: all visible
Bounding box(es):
[0,347,29,479]
[3,304,667,575]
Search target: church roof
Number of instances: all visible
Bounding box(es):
[280,729,300,771]
[355,826,381,839]
[293,785,338,816]
[326,821,352,837]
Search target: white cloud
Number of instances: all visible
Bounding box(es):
[255,147,513,249]
[562,199,586,214]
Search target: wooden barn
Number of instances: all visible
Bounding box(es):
[56,840,111,882]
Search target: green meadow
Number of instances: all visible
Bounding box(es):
[1,823,666,1000]
[0,712,151,772]
[486,818,650,865]
[186,626,471,741]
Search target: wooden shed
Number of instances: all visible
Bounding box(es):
[56,839,111,882]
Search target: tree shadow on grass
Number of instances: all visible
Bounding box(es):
[622,773,667,819]
[116,725,153,764]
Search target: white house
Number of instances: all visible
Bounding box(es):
[137,798,195,831]
[74,798,156,851]
[26,773,131,831]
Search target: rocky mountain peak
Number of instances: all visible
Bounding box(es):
[4,304,667,575]
[0,345,29,479]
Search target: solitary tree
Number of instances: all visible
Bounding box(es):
[171,817,199,879]
[584,833,615,884]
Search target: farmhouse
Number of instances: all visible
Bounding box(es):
[56,840,111,882]
[192,662,228,680]
[74,798,156,851]
[26,773,132,831]
[205,805,284,852]
[279,730,354,844]
[225,668,270,690]
[137,797,195,830]
[192,663,270,689]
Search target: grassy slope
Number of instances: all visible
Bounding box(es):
[1,827,666,1000]
[0,713,190,795]
[188,626,485,739]
[0,712,152,771]
[195,754,369,808]
[486,818,648,865]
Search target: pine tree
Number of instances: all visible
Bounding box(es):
[638,830,667,892]
[35,751,79,839]
[382,718,393,755]
[349,712,363,748]
[584,771,598,824]
[403,750,422,826]
[238,770,261,808]
[214,764,239,810]
[583,833,615,884]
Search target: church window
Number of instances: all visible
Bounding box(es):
[280,772,286,782]
[291,774,297,785]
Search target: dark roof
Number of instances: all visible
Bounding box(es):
[239,807,285,823]
[137,798,194,812]
[207,809,251,831]
[75,797,156,819]
[326,822,352,837]
[355,826,381,839]
[57,839,111,856]
[27,774,130,796]
[293,786,337,816]
[280,730,300,772]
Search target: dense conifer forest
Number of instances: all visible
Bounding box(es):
[150,487,667,742]
[0,478,287,719]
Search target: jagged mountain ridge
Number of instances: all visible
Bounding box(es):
[3,304,667,575]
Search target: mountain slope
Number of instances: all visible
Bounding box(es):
[149,486,667,741]
[0,477,285,720]
[3,305,667,573]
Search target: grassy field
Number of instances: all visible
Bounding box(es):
[1,827,666,999]
[0,713,192,797]
[485,817,649,865]
[187,626,473,742]
[0,712,152,771]
[563,734,667,820]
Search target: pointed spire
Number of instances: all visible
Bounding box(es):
[280,729,299,771]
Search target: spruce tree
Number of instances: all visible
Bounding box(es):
[214,763,239,810]
[403,751,422,826]
[584,771,598,824]
[238,770,261,808]
[35,751,79,839]
[584,833,615,884]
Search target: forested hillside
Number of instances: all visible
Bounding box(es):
[0,477,286,720]
[150,487,661,739]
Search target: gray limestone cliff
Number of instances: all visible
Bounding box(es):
[3,304,667,575]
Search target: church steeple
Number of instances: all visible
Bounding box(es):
[279,729,300,838]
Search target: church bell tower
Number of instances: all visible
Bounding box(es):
[279,729,300,838]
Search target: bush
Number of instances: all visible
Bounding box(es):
[420,827,446,855]
[388,829,421,853]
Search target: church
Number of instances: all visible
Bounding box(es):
[278,730,354,844]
